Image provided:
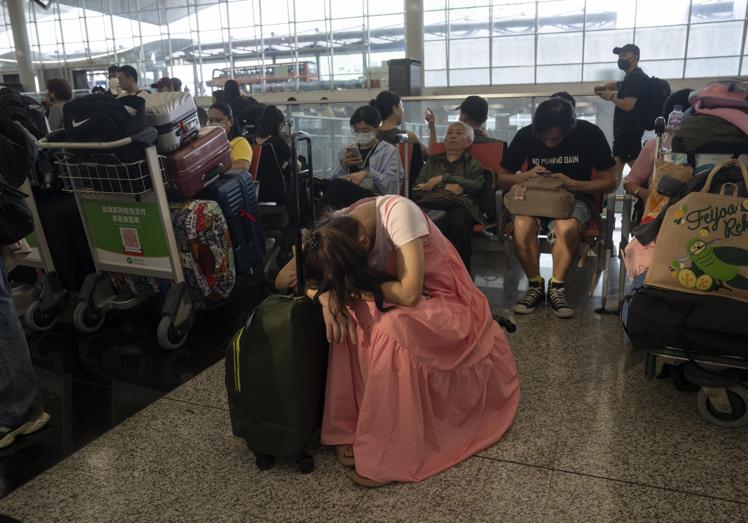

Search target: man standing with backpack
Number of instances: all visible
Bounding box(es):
[595,44,650,184]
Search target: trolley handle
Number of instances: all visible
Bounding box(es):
[38,127,158,150]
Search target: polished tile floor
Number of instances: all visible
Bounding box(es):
[1,246,747,522]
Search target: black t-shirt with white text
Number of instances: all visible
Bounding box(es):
[501,120,615,184]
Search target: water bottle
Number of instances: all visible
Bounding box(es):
[660,105,684,155]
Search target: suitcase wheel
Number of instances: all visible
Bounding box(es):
[255,454,275,471]
[296,455,315,474]
[73,301,106,333]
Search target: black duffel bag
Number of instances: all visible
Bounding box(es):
[626,286,748,358]
[63,94,146,142]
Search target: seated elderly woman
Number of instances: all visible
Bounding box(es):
[412,121,486,271]
[317,105,403,212]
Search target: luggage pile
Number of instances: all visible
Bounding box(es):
[38,92,268,348]
[622,79,748,427]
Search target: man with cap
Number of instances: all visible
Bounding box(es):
[594,44,648,184]
[457,95,498,144]
[151,77,174,93]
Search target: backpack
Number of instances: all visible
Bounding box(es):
[636,74,671,131]
[0,114,35,187]
[0,88,46,139]
[62,94,146,142]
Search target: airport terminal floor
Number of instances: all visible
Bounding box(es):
[3,1,748,521]
[1,243,747,522]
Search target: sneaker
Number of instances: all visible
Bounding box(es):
[548,283,574,318]
[0,408,50,449]
[513,279,546,314]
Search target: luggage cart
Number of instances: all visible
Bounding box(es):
[38,129,195,349]
[13,178,66,332]
[644,347,748,427]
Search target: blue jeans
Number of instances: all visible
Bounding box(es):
[0,263,37,428]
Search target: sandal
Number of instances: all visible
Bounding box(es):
[336,445,355,467]
[353,472,392,488]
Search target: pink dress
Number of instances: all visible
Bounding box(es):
[321,195,520,483]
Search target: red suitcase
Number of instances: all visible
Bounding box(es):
[165,127,232,200]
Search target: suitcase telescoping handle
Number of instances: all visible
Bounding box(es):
[290,130,313,297]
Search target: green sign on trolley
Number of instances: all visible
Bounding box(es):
[82,200,171,272]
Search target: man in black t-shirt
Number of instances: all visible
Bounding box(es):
[498,98,616,319]
[595,44,648,184]
[458,96,498,144]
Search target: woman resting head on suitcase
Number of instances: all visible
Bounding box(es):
[207,102,253,172]
[274,195,519,488]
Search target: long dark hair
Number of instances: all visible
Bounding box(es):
[257,105,284,138]
[370,90,400,120]
[303,213,394,314]
[223,79,241,102]
[209,102,239,140]
[46,78,72,102]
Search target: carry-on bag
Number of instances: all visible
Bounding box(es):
[225,131,328,474]
[196,169,265,276]
[644,159,748,303]
[625,285,748,358]
[145,92,200,153]
[503,174,576,219]
[171,199,235,302]
[165,127,232,200]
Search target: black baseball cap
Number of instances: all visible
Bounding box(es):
[613,44,640,57]
[456,95,489,124]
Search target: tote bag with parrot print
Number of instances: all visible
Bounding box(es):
[645,159,748,303]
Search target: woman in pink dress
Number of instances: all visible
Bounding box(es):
[276,195,519,487]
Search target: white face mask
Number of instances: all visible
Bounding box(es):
[354,131,376,145]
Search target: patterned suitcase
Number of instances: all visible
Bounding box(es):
[171,200,235,302]
[197,170,265,276]
[109,200,235,303]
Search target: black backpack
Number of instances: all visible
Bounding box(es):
[0,88,46,139]
[636,74,671,131]
[0,113,35,187]
[63,94,146,142]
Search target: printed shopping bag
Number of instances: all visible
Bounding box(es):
[645,159,748,303]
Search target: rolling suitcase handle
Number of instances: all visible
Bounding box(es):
[290,131,313,296]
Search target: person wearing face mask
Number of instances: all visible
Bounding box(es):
[317,105,402,213]
[207,102,253,171]
[594,44,648,185]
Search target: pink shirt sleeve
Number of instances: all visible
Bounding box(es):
[624,138,656,187]
[384,197,430,248]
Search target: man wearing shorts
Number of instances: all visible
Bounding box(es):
[498,97,616,318]
[595,44,648,184]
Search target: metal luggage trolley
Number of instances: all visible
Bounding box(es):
[38,129,195,349]
[14,177,66,332]
[644,347,748,427]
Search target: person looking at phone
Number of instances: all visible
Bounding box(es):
[497,97,616,318]
[319,105,402,212]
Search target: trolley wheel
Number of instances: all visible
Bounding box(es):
[296,455,315,474]
[73,301,105,333]
[697,386,748,428]
[156,316,189,350]
[255,455,275,471]
[24,301,56,332]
